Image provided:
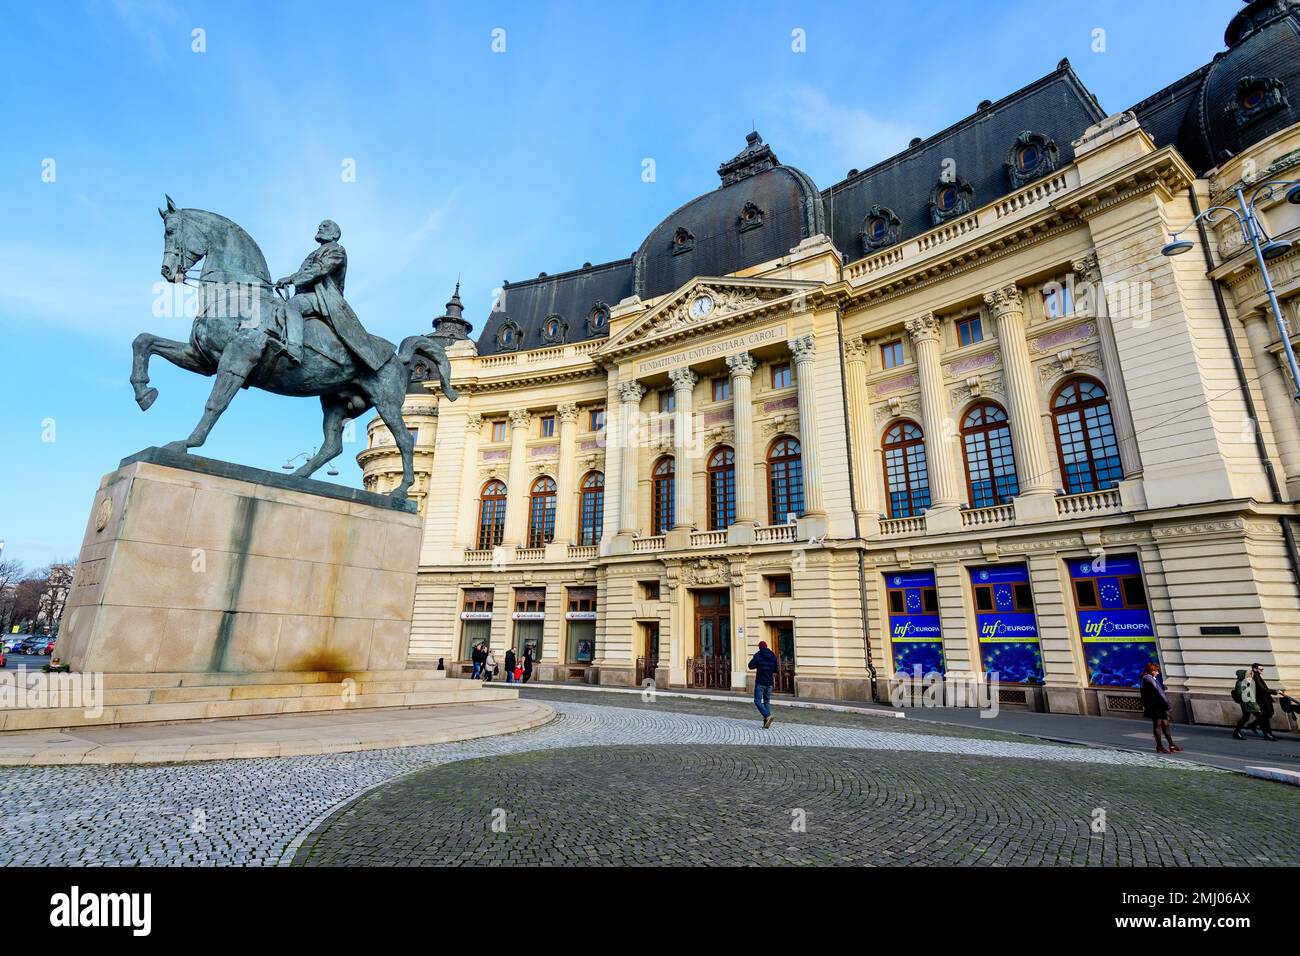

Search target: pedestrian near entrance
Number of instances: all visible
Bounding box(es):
[1250,662,1279,740]
[1139,662,1180,754]
[522,646,534,684]
[504,647,517,684]
[1232,668,1260,739]
[483,647,498,683]
[471,643,485,680]
[749,640,778,729]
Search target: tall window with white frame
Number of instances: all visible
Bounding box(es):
[882,421,931,518]
[961,403,1020,507]
[767,436,803,524]
[652,456,675,535]
[527,476,557,548]
[707,446,736,530]
[579,471,604,545]
[477,480,507,549]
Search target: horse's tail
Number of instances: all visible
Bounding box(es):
[398,335,459,402]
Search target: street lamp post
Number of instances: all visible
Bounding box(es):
[1161,179,1300,403]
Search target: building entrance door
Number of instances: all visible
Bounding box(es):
[637,622,660,685]
[689,589,731,689]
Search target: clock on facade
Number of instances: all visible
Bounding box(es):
[689,293,714,319]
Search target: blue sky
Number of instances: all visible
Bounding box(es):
[0,0,1232,567]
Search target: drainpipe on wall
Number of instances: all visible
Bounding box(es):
[832,291,879,703]
[1188,186,1300,596]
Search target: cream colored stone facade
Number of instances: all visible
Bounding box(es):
[359,113,1300,724]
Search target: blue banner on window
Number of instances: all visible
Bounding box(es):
[885,570,945,677]
[971,565,1043,683]
[1068,555,1157,687]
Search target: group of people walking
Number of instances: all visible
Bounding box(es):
[1141,660,1290,753]
[469,642,533,685]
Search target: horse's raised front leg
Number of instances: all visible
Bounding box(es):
[292,396,349,478]
[162,335,260,455]
[131,332,206,411]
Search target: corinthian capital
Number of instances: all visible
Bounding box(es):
[668,366,699,391]
[982,284,1024,317]
[509,408,532,429]
[557,402,579,423]
[725,351,757,376]
[617,381,646,404]
[904,312,941,344]
[788,334,816,362]
[465,413,485,431]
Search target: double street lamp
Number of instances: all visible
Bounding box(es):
[1161,179,1300,403]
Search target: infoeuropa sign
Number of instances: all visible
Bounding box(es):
[884,570,944,677]
[1068,554,1158,688]
[969,564,1043,684]
[637,324,788,375]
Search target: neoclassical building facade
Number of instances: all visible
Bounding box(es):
[362,1,1300,724]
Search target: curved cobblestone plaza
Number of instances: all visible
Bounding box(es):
[1,694,1294,867]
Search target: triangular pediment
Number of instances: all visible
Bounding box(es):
[595,276,821,359]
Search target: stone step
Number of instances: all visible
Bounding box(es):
[0,679,514,732]
[90,669,451,690]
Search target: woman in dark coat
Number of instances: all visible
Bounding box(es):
[504,647,517,684]
[1250,663,1279,741]
[1140,662,1180,754]
[522,646,534,684]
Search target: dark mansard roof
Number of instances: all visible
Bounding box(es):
[471,3,1300,356]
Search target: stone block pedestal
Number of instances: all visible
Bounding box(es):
[59,447,424,676]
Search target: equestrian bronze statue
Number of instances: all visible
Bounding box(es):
[131,197,457,504]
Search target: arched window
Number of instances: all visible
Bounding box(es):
[767,436,804,524]
[707,446,736,530]
[652,456,675,536]
[961,403,1019,508]
[882,421,931,518]
[477,480,506,550]
[527,476,557,548]
[579,471,604,546]
[1052,377,1123,493]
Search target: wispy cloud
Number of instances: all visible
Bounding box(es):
[766,86,917,182]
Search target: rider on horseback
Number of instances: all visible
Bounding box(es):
[274,220,388,371]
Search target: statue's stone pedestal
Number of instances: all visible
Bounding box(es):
[60,447,423,675]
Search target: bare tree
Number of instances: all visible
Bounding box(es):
[0,558,25,635]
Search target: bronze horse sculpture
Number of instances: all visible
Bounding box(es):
[131,197,457,504]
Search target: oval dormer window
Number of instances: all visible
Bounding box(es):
[1015,143,1040,172]
[868,216,888,242]
[936,184,958,212]
[546,318,560,337]
[502,327,514,343]
[1242,87,1266,111]
[591,307,608,328]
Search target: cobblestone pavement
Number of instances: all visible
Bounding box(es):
[0,700,1264,867]
[296,745,1300,867]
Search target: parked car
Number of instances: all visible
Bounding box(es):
[39,640,55,656]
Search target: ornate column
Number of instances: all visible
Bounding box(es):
[1244,311,1300,497]
[726,352,757,534]
[844,337,882,533]
[789,335,826,518]
[903,314,962,510]
[984,286,1057,519]
[617,381,646,536]
[455,413,484,550]
[669,367,699,534]
[501,408,531,548]
[553,403,580,546]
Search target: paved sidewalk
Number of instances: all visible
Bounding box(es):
[0,700,554,766]
[518,681,1300,776]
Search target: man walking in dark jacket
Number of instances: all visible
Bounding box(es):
[1251,662,1279,741]
[749,641,779,729]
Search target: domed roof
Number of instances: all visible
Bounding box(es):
[1174,0,1300,170]
[632,133,825,300]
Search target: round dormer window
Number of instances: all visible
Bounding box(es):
[936,184,958,212]
[1015,143,1040,172]
[546,318,560,337]
[1242,87,1266,111]
[867,216,888,242]
[590,306,608,329]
